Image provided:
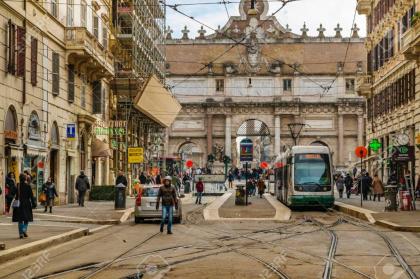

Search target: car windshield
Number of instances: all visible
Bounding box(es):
[142,187,159,197]
[294,153,331,186]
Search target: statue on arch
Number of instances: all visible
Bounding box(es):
[213,143,225,162]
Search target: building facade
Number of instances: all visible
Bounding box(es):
[356,0,419,185]
[166,0,367,172]
[0,0,115,211]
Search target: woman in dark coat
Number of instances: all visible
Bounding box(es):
[42,177,58,213]
[5,172,17,214]
[12,174,36,238]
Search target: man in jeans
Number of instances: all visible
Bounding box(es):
[195,178,204,204]
[156,176,178,234]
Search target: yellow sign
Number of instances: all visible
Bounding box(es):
[416,134,420,145]
[128,147,144,164]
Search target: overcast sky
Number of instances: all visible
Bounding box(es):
[166,0,366,38]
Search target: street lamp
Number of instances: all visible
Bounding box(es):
[288,123,306,145]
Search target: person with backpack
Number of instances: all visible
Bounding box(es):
[42,177,58,213]
[75,171,90,207]
[5,172,17,214]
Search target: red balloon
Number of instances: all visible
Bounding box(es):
[260,161,269,169]
[186,160,193,168]
[355,146,368,158]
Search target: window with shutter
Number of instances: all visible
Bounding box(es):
[7,20,16,75]
[81,1,87,27]
[68,64,75,103]
[101,87,106,118]
[51,0,58,18]
[81,74,86,108]
[31,37,38,86]
[67,0,74,26]
[92,81,102,114]
[93,15,99,39]
[52,52,60,95]
[102,27,108,48]
[16,27,25,77]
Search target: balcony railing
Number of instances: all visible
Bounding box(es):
[356,0,372,15]
[355,75,372,97]
[65,27,114,78]
[401,22,420,60]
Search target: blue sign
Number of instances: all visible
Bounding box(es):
[240,138,253,162]
[66,124,76,140]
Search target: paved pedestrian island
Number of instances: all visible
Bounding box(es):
[203,190,291,221]
[335,192,420,231]
[219,194,276,218]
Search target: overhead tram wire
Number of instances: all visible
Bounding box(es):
[321,3,359,97]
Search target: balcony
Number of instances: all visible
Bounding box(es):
[356,0,371,15]
[355,75,372,97]
[65,27,114,79]
[401,22,420,61]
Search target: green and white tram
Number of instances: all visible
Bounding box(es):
[273,146,334,208]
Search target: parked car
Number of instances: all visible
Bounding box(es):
[134,185,183,224]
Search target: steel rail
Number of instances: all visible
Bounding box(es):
[342,217,417,279]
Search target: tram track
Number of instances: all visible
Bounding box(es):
[341,216,418,279]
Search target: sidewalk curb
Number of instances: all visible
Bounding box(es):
[334,202,376,223]
[334,202,420,232]
[0,228,88,264]
[33,218,120,225]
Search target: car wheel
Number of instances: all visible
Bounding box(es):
[135,216,143,224]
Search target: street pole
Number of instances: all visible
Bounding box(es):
[245,162,248,206]
[360,155,363,208]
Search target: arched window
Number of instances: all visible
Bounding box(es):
[4,106,18,142]
[311,141,329,147]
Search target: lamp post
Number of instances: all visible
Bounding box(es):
[288,123,306,146]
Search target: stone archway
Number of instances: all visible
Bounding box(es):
[235,119,271,166]
[178,141,203,168]
[311,140,329,147]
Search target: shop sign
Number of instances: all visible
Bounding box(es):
[4,130,18,140]
[66,124,76,140]
[240,138,253,162]
[94,121,127,136]
[128,147,144,164]
[369,139,381,152]
[94,127,126,136]
[391,145,415,162]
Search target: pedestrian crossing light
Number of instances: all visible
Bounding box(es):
[369,138,381,152]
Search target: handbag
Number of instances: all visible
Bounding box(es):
[39,192,47,203]
[12,183,20,208]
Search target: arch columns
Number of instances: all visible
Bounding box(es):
[274,115,281,156]
[225,115,232,158]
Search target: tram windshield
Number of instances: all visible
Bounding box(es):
[294,153,331,186]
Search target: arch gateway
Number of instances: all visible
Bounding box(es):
[165,0,366,170]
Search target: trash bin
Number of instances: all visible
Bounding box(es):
[115,183,126,210]
[384,185,398,212]
[184,181,191,194]
[235,184,246,206]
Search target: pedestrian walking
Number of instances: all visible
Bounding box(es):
[336,175,345,198]
[416,175,420,200]
[116,171,128,187]
[359,172,372,201]
[257,178,266,198]
[156,174,162,185]
[75,171,90,207]
[5,172,17,214]
[228,171,234,189]
[372,174,384,201]
[13,174,36,238]
[195,177,204,204]
[156,176,178,234]
[139,172,147,184]
[42,177,58,213]
[344,173,353,199]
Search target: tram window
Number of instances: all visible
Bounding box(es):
[294,153,331,186]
